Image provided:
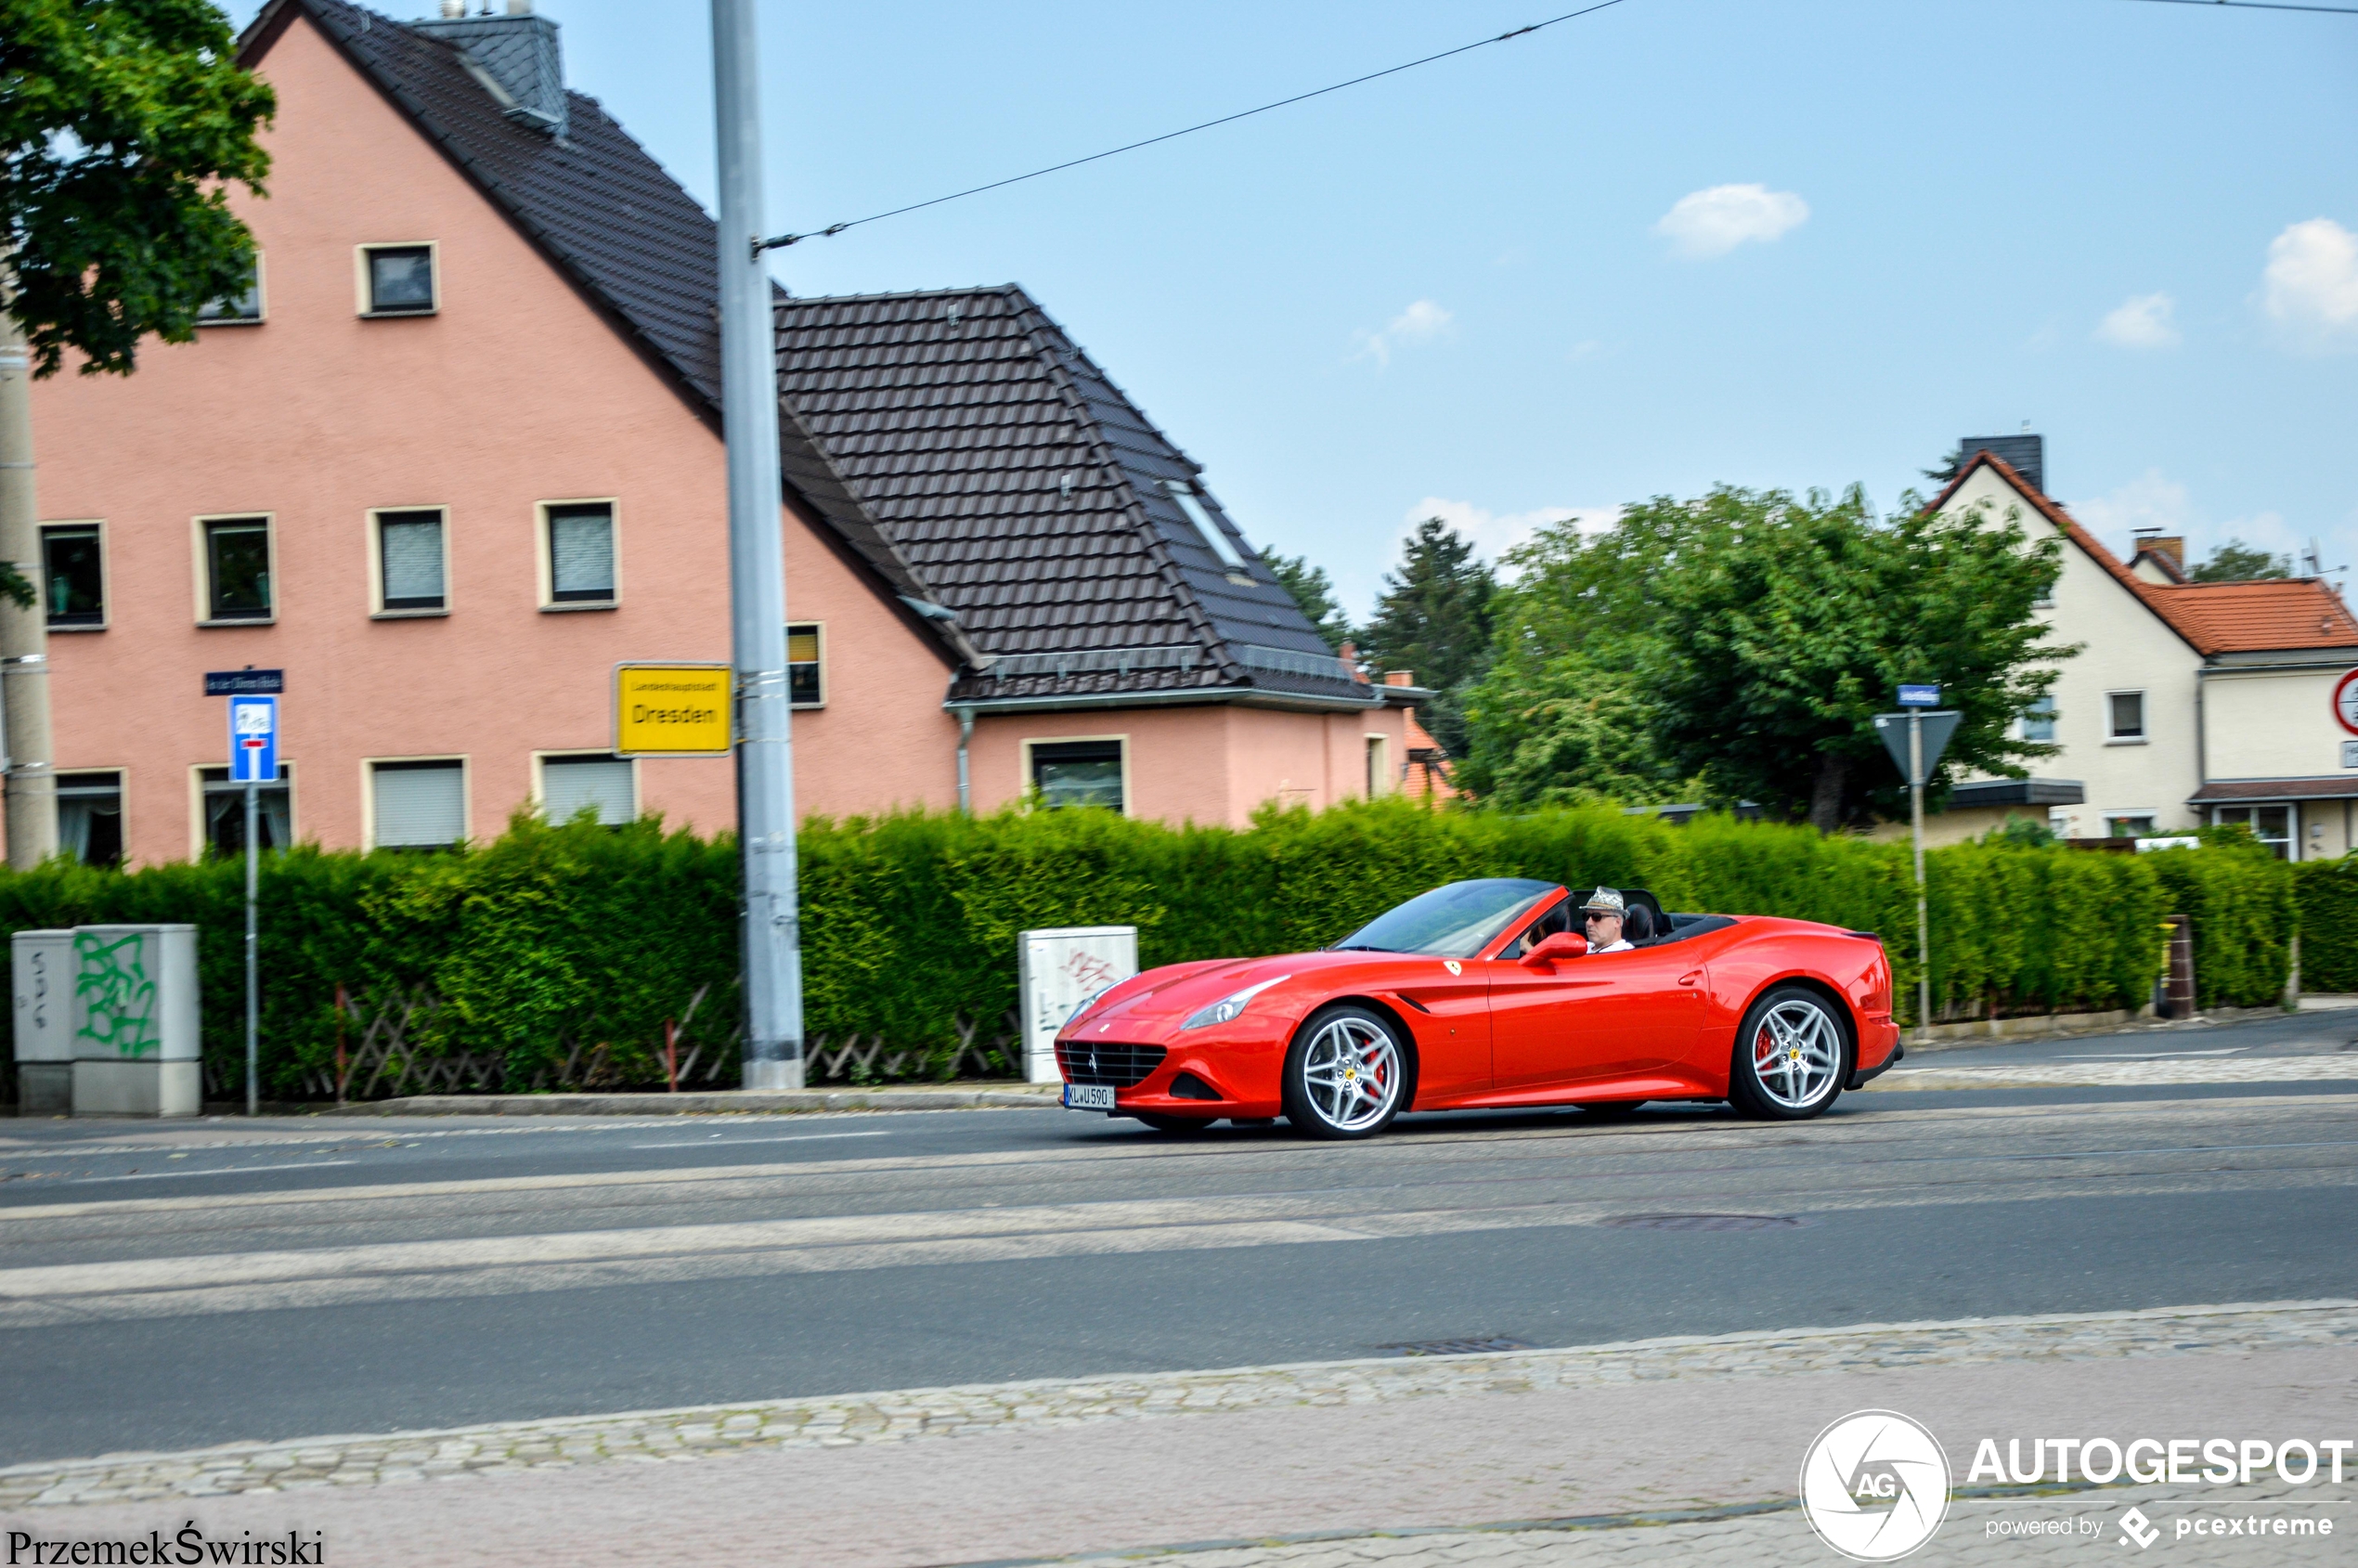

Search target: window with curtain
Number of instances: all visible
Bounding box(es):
[41,525,104,628]
[540,755,635,825]
[55,771,123,868]
[203,518,272,621]
[787,623,823,706]
[377,511,447,611]
[199,766,292,857]
[1030,740,1123,813]
[372,760,464,849]
[547,504,615,603]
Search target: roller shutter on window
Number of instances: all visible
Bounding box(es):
[549,505,615,601]
[541,756,634,825]
[372,762,464,848]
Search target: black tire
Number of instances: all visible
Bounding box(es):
[1576,1100,1645,1120]
[1131,1112,1215,1134]
[1280,1003,1413,1141]
[1728,984,1851,1121]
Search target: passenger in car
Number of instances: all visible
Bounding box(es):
[1580,888,1636,953]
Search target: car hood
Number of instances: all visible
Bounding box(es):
[1063,949,1401,1037]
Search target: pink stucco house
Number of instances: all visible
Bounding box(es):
[29,0,1422,867]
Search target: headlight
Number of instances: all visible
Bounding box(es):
[1068,984,1117,1024]
[1182,975,1289,1030]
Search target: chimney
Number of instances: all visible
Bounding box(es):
[2144,536,2184,574]
[1955,433,2044,496]
[415,5,567,136]
[1383,670,1414,688]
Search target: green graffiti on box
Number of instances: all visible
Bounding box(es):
[74,930,160,1058]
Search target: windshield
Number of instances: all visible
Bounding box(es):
[1332,878,1560,959]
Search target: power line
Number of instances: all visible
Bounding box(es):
[757,0,2358,255]
[756,1,1635,253]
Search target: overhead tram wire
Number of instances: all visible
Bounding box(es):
[755,0,1636,254]
[757,0,2358,256]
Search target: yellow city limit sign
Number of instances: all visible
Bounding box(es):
[614,663,733,758]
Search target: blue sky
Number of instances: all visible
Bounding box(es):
[239,1,2358,616]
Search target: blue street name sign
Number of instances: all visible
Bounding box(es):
[205,669,284,696]
[228,695,279,784]
[1898,683,1941,708]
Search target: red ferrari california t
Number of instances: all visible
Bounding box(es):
[1055,878,1901,1138]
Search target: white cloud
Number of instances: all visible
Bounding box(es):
[1403,498,1619,574]
[2261,217,2358,350]
[1652,183,1808,259]
[1351,299,1453,368]
[2095,292,2179,349]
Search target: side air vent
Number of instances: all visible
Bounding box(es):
[1168,1071,1222,1101]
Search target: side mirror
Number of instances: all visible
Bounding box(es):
[1521,931,1589,969]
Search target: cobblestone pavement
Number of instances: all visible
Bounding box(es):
[4,1298,2351,1509]
[1105,1480,2345,1567]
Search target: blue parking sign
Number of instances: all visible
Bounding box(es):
[228,695,279,784]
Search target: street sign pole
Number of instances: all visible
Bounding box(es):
[712,0,803,1089]
[1910,712,1930,1045]
[245,777,258,1117]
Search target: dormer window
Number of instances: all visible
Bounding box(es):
[359,244,438,317]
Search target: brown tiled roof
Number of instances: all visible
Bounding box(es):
[249,1,1359,706]
[1929,450,2358,655]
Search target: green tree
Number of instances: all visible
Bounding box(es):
[1356,517,1496,758]
[4,0,276,377]
[1459,486,2072,831]
[1257,547,1352,652]
[2187,538,2291,582]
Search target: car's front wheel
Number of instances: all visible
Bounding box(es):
[1282,1004,1410,1140]
[1729,985,1849,1120]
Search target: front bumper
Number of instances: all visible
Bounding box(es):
[1052,1028,1289,1118]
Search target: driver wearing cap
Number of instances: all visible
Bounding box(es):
[1581,888,1635,953]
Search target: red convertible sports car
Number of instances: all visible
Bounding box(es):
[1056,878,1901,1138]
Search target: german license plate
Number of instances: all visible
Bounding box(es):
[1063,1083,1116,1111]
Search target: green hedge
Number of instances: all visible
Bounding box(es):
[0,800,2303,1099]
[2293,855,2358,993]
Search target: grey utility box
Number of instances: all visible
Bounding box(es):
[69,924,201,1118]
[11,929,75,1114]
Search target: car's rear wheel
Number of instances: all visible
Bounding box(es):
[1281,1004,1409,1140]
[1729,985,1848,1120]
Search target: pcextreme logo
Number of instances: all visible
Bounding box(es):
[1800,1409,1952,1562]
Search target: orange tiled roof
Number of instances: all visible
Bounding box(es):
[1928,451,2358,655]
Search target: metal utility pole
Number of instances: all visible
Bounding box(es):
[0,272,58,868]
[711,0,804,1090]
[245,778,259,1116]
[1910,712,1930,1045]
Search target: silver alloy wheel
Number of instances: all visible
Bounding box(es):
[1750,998,1843,1110]
[1299,1014,1403,1133]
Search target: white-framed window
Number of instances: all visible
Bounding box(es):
[536,752,637,825]
[356,242,438,317]
[539,499,617,608]
[2019,695,2056,743]
[788,622,824,706]
[367,758,466,850]
[192,513,276,625]
[39,520,106,630]
[2105,690,2145,743]
[197,253,265,325]
[196,764,295,858]
[2105,813,2157,840]
[1023,735,1127,814]
[369,507,449,616]
[2211,804,2292,860]
[55,771,123,868]
[1161,478,1254,579]
[1365,734,1391,797]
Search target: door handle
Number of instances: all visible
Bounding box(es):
[1678,970,1703,986]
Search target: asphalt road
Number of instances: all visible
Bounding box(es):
[2,1007,2351,1469]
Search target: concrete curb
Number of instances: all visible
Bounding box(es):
[314,1086,1060,1117]
[1901,1001,2293,1055]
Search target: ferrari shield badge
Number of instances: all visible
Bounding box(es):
[1444,961,1462,976]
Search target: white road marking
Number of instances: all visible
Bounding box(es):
[627,1132,892,1149]
[69,1161,356,1185]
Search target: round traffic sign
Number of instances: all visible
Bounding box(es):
[2337,668,2358,738]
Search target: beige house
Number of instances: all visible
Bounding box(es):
[1919,443,2357,860]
